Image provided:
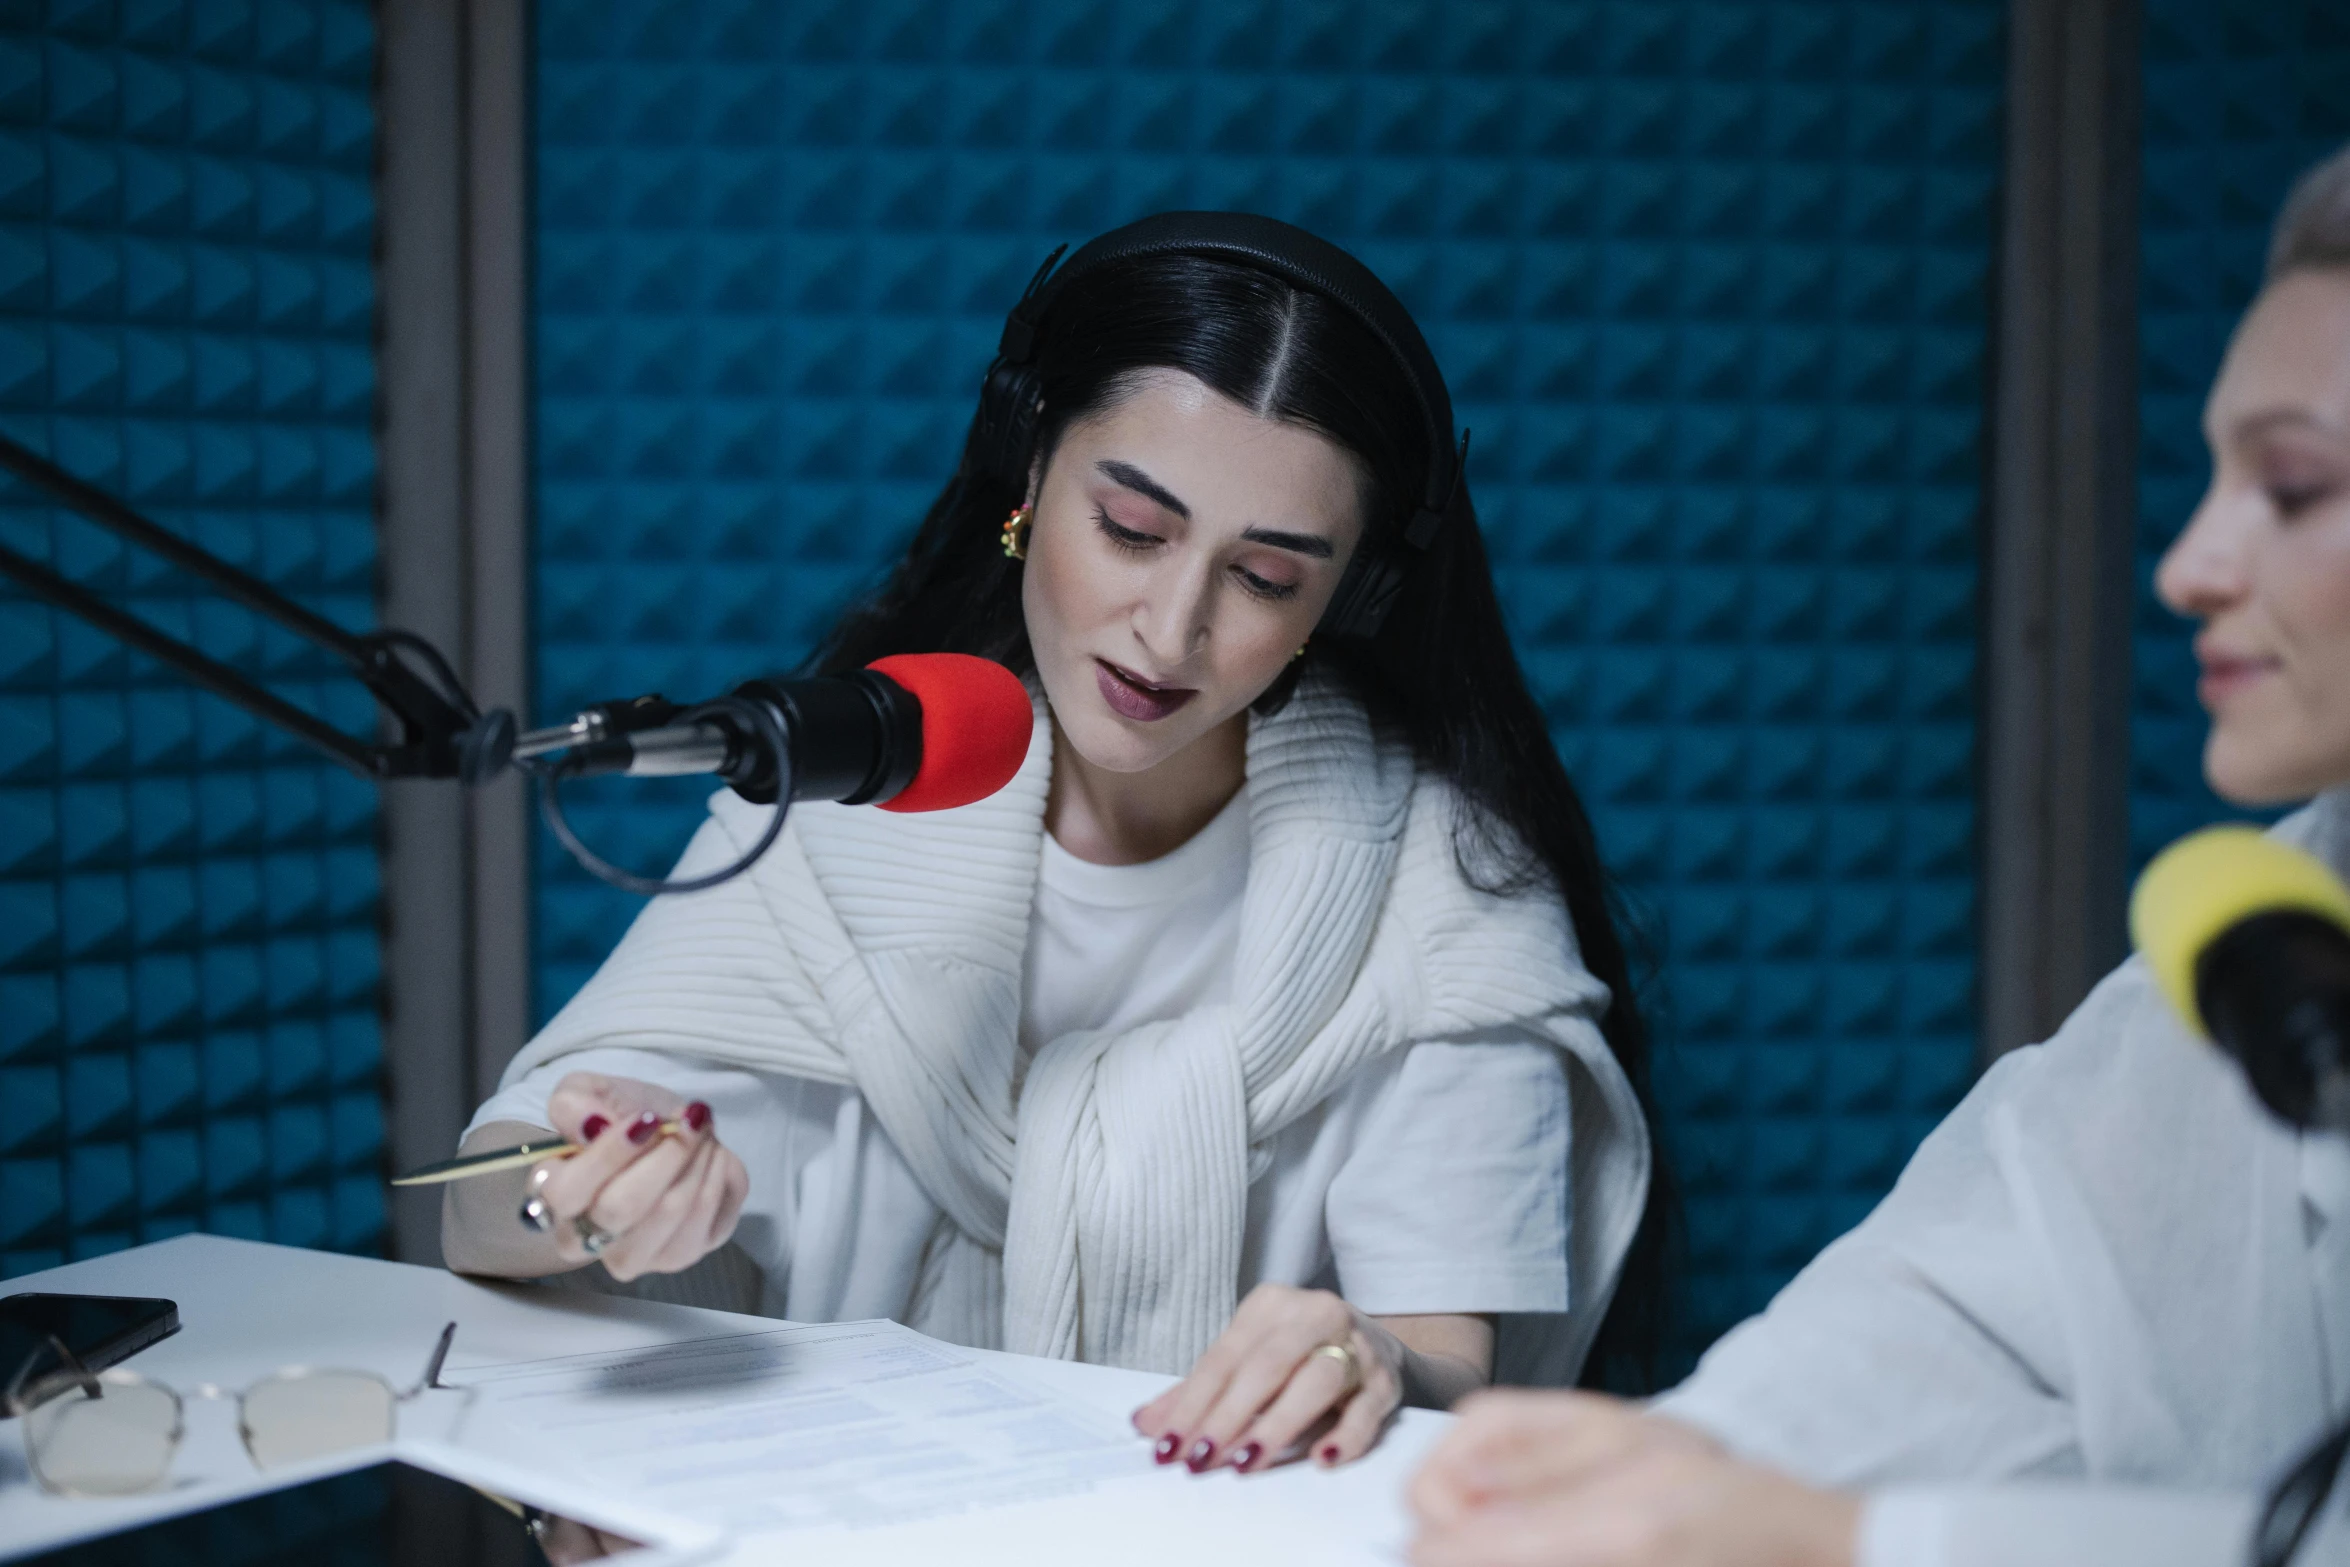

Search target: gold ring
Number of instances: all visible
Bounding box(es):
[1307,1341,1362,1396]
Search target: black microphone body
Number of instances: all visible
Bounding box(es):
[733,672,921,805]
[2198,911,2350,1134]
[2134,826,2350,1137]
[545,671,921,807]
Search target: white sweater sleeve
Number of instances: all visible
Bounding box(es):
[1858,1485,2258,1567]
[500,805,852,1091]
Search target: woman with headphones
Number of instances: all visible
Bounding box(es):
[441,214,1663,1471]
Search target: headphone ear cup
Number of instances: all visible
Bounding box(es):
[1319,545,1404,640]
[974,359,1044,489]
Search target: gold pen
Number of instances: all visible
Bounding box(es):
[391,1120,687,1186]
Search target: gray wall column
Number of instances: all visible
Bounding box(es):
[1980,0,2143,1061]
[376,0,533,1263]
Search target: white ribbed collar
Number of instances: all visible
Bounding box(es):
[783,668,1411,987]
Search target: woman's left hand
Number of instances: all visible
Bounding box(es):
[1131,1284,1414,1475]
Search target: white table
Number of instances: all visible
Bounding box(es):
[0,1234,1445,1563]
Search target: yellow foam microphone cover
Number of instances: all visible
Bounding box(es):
[2129,825,2350,1038]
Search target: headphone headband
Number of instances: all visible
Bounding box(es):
[979,212,1465,638]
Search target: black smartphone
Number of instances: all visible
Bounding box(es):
[0,1292,179,1402]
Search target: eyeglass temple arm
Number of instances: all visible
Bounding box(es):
[407,1321,458,1398]
[4,1334,98,1414]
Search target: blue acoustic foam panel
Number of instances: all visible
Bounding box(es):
[0,0,382,1275]
[2133,3,2350,868]
[532,0,2001,1371]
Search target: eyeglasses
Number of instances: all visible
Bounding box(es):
[4,1321,457,1498]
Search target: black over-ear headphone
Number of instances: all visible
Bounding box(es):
[972,211,1467,641]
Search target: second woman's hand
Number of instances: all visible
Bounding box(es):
[1406,1391,1861,1567]
[1131,1284,1433,1475]
[529,1071,749,1283]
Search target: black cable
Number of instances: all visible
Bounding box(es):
[2255,1408,2350,1566]
[536,695,792,896]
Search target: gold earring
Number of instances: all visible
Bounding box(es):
[1291,641,1308,660]
[1000,505,1033,560]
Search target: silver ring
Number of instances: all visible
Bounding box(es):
[574,1214,614,1257]
[518,1195,552,1233]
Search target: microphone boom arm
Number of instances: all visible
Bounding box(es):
[0,428,787,896]
[0,436,1026,898]
[0,432,504,783]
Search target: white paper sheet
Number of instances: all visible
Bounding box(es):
[460,1319,1147,1532]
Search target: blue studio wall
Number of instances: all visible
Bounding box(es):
[532,0,2001,1366]
[2131,2,2350,867]
[0,1,382,1275]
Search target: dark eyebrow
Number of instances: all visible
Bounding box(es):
[1096,458,1334,558]
[1240,527,1334,559]
[1097,460,1189,519]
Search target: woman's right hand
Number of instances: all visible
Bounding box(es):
[527,1072,749,1282]
[1408,1392,1858,1567]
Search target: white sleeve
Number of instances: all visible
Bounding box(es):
[1324,1031,1572,1316]
[1858,1484,2258,1567]
[1650,975,2145,1484]
[1649,1074,2080,1482]
[1644,1052,2086,1484]
[499,804,848,1091]
[1652,948,2319,1493]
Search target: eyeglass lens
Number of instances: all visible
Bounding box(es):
[23,1374,180,1497]
[22,1368,399,1496]
[239,1371,397,1469]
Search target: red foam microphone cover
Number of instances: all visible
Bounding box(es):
[865,654,1034,813]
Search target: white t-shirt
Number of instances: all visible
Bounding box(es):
[1018,790,1251,1058]
[474,793,1577,1347]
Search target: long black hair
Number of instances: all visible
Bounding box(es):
[819,248,1675,1388]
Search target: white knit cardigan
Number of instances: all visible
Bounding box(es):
[501,672,1652,1378]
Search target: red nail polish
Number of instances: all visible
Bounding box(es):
[1318,1444,1341,1466]
[628,1111,661,1145]
[1232,1442,1263,1472]
[1185,1439,1216,1474]
[580,1114,609,1142]
[684,1100,712,1132]
[1153,1434,1182,1464]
